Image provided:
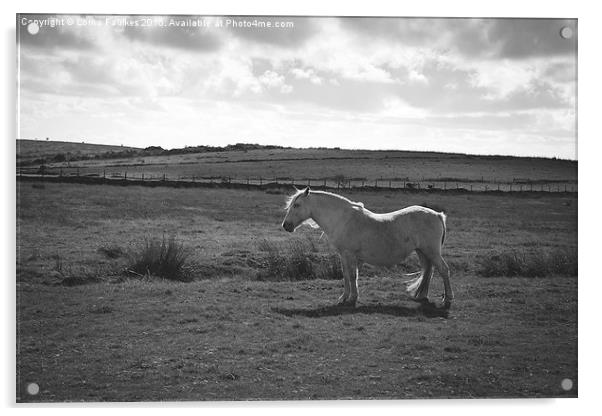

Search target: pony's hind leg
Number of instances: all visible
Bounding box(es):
[337,254,351,305]
[406,250,433,302]
[431,255,453,308]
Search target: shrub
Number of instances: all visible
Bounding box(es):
[477,248,577,277]
[127,236,192,281]
[257,238,342,281]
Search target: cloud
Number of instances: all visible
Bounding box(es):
[488,19,577,59]
[225,16,319,47]
[543,61,577,84]
[290,67,322,85]
[121,16,223,52]
[340,17,577,60]
[17,14,577,159]
[258,70,293,93]
[18,14,96,50]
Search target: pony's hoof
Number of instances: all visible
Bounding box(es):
[411,296,430,304]
[336,296,348,306]
[336,298,356,307]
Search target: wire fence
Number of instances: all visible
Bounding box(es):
[16,166,578,193]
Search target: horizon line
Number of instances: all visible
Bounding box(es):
[17,138,578,162]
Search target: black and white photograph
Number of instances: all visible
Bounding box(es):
[15,11,578,402]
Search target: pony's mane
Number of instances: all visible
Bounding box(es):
[284,189,305,210]
[284,189,364,210]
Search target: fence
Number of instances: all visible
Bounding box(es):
[16,167,578,193]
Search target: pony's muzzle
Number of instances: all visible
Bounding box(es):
[282,221,294,232]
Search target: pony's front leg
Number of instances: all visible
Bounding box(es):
[340,253,359,307]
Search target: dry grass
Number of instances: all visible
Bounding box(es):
[17,275,577,401]
[26,143,577,185]
[16,181,578,401]
[256,238,343,281]
[477,248,578,277]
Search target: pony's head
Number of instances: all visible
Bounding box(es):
[282,187,311,232]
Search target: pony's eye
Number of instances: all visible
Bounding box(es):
[293,203,300,208]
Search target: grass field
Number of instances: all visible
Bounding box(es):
[18,140,577,186]
[16,179,578,401]
[16,139,137,166]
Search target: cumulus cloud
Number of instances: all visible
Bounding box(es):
[258,70,293,93]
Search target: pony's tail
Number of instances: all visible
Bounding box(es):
[438,211,447,246]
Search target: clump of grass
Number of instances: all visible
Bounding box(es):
[60,272,101,286]
[477,248,577,277]
[127,236,192,281]
[98,245,126,259]
[47,255,103,286]
[256,238,342,281]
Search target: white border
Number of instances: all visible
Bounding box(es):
[3,1,599,415]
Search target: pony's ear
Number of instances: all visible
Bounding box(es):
[304,187,310,196]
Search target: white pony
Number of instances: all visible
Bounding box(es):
[282,187,453,308]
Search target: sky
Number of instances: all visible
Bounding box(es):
[17,15,577,159]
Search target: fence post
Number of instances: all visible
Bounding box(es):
[163,173,166,181]
[470,184,473,191]
[388,180,392,189]
[103,170,106,179]
[259,177,262,186]
[375,179,378,188]
[125,171,127,180]
[323,179,326,188]
[142,173,144,181]
[510,184,512,192]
